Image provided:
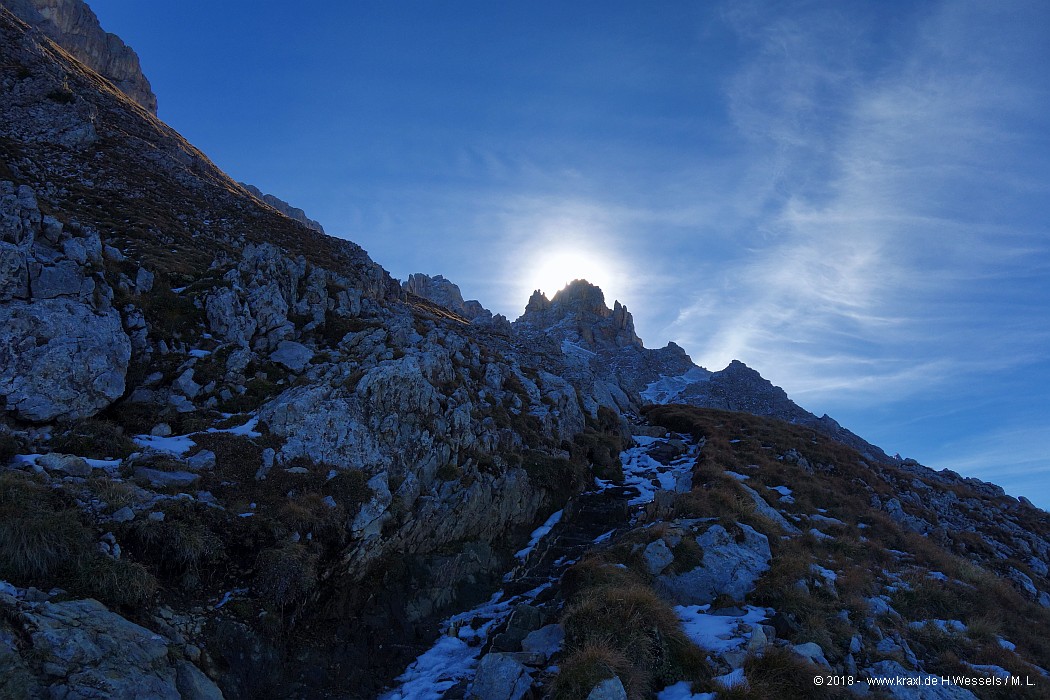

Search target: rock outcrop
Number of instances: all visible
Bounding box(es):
[240,183,325,233]
[0,584,223,699]
[516,279,642,350]
[403,272,492,322]
[0,181,129,421]
[4,0,157,113]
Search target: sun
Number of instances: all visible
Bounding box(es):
[523,247,622,303]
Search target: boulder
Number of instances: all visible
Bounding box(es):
[587,676,627,700]
[36,453,91,477]
[469,652,532,700]
[13,598,221,699]
[112,506,135,523]
[655,523,771,605]
[133,467,200,489]
[175,660,226,700]
[643,538,675,575]
[520,624,564,660]
[187,450,217,471]
[206,287,256,346]
[270,340,314,372]
[0,299,130,422]
[792,642,829,667]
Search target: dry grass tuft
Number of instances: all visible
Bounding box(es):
[553,642,633,699]
[0,472,91,581]
[717,647,851,700]
[557,560,712,698]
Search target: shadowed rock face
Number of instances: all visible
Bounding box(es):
[4,0,158,113]
[516,279,642,350]
[403,272,487,321]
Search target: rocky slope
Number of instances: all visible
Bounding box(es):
[3,0,157,113]
[1,4,1048,699]
[240,183,326,233]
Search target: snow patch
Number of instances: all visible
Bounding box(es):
[675,604,769,654]
[641,367,709,404]
[516,510,563,560]
[657,681,717,700]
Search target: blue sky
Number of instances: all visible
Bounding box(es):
[88,1,1050,508]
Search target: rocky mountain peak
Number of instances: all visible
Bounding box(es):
[4,0,157,114]
[517,279,642,350]
[402,272,494,322]
[549,278,609,316]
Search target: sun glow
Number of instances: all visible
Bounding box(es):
[523,247,623,303]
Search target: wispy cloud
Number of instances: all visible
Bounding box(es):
[666,0,1050,410]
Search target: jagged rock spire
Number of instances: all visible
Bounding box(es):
[516,279,642,349]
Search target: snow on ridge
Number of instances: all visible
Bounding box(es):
[561,339,597,358]
[641,367,709,404]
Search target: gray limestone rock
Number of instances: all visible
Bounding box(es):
[738,482,802,535]
[0,298,130,422]
[587,676,627,700]
[5,0,158,113]
[520,624,564,660]
[11,597,220,699]
[111,506,135,523]
[36,452,91,476]
[270,340,314,372]
[174,660,226,700]
[174,368,202,399]
[206,287,257,347]
[29,258,85,298]
[792,642,829,667]
[469,652,532,700]
[351,472,392,539]
[643,538,675,575]
[186,450,216,471]
[133,467,200,489]
[134,266,154,294]
[655,523,772,605]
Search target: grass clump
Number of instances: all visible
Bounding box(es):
[0,473,157,608]
[571,430,624,482]
[50,419,137,460]
[554,642,632,699]
[83,476,138,511]
[522,450,587,501]
[123,502,226,589]
[717,647,851,700]
[254,542,318,610]
[191,432,263,481]
[558,557,712,699]
[0,432,23,465]
[74,556,158,607]
[0,473,91,581]
[278,492,346,545]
